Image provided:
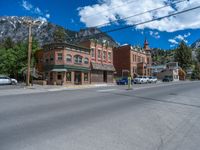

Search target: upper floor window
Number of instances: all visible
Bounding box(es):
[74,55,82,64]
[66,54,72,62]
[142,57,145,63]
[91,48,95,58]
[57,53,62,60]
[50,53,54,61]
[132,54,134,62]
[98,50,101,59]
[108,52,111,61]
[45,55,49,63]
[84,58,89,64]
[103,51,106,60]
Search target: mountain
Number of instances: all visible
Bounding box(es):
[0,16,118,47]
[191,39,200,49]
[0,16,76,46]
[75,28,118,47]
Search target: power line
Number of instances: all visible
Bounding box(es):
[72,5,200,41]
[81,0,138,19]
[105,5,200,34]
[94,0,187,28]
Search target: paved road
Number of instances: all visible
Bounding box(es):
[0,81,200,150]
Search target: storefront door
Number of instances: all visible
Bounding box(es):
[74,71,81,84]
[103,71,107,82]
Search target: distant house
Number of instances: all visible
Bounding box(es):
[151,65,166,76]
[156,62,179,81]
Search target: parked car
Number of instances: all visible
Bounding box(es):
[162,76,173,82]
[116,77,133,85]
[0,75,18,85]
[134,76,148,84]
[148,76,157,83]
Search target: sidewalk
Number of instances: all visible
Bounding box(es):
[0,83,116,97]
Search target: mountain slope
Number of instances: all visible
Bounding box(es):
[191,39,200,49]
[0,16,118,47]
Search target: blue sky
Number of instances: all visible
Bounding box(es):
[0,0,200,49]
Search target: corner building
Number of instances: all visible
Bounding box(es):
[36,43,91,85]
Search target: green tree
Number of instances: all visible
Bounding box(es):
[0,38,39,80]
[53,27,66,42]
[196,48,200,63]
[3,37,15,49]
[191,61,200,80]
[174,41,192,71]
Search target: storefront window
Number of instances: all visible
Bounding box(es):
[66,72,71,81]
[84,73,88,81]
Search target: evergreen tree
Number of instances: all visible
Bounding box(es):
[53,27,66,42]
[174,41,192,71]
[191,61,200,80]
[3,37,15,49]
[196,48,200,63]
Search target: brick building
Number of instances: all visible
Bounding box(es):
[79,39,115,83]
[113,39,152,78]
[35,43,91,85]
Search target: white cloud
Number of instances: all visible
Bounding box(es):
[168,39,178,45]
[34,7,42,15]
[21,0,50,19]
[22,0,33,11]
[37,16,47,22]
[149,31,160,39]
[175,35,185,41]
[168,32,191,46]
[45,13,50,18]
[78,0,200,32]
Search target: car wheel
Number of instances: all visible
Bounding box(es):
[11,81,16,85]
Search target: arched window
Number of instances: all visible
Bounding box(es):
[74,55,82,64]
[84,58,89,64]
[66,54,72,62]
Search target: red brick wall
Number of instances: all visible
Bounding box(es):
[113,45,131,77]
[91,70,103,83]
[43,48,90,68]
[35,49,44,72]
[79,40,113,65]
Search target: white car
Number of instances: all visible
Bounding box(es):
[0,76,18,85]
[148,76,157,83]
[134,76,148,84]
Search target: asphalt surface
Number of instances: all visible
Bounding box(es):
[0,81,200,150]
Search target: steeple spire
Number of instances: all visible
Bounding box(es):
[144,37,149,50]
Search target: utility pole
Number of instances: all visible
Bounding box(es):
[24,20,40,86]
[26,23,32,86]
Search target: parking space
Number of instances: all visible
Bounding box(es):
[0,83,25,90]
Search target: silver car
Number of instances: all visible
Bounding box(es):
[0,76,18,85]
